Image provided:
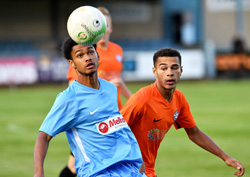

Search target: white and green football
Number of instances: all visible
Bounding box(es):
[67,6,107,45]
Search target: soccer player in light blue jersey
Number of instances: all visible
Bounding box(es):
[33,37,146,177]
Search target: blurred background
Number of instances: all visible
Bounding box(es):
[0,0,250,85]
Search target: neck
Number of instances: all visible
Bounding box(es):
[97,40,109,50]
[156,82,175,103]
[76,73,100,89]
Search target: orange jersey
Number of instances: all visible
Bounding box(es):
[67,41,123,109]
[120,82,196,177]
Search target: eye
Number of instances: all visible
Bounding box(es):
[93,20,100,28]
[76,54,83,58]
[159,66,167,71]
[172,65,179,70]
[88,50,95,55]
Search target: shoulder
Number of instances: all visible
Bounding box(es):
[54,84,76,103]
[109,41,123,52]
[46,84,77,120]
[174,89,189,104]
[139,84,155,95]
[99,78,116,89]
[130,84,154,103]
[99,77,113,85]
[174,89,185,97]
[121,84,154,116]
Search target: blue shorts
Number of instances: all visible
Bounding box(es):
[93,162,147,177]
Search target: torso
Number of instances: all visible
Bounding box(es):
[121,82,196,177]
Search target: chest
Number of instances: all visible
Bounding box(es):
[143,101,180,130]
[75,90,119,126]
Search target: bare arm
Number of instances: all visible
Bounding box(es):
[119,79,131,99]
[185,125,245,176]
[109,78,131,99]
[34,131,52,177]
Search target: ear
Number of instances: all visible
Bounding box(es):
[68,60,76,69]
[180,66,183,76]
[110,26,113,34]
[152,66,157,77]
[97,52,100,60]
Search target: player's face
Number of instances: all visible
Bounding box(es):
[153,56,183,91]
[98,15,112,44]
[69,44,99,76]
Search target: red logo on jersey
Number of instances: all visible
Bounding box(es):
[109,116,126,127]
[96,115,127,135]
[98,122,109,133]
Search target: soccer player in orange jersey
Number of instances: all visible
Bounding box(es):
[120,48,245,177]
[59,7,131,177]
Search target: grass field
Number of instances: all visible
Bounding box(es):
[0,79,249,177]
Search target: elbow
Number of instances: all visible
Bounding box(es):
[188,133,197,142]
[185,126,199,142]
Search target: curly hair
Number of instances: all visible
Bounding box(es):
[61,37,97,60]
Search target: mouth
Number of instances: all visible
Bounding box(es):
[86,62,95,69]
[166,79,175,85]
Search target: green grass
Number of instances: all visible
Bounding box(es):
[0,80,249,177]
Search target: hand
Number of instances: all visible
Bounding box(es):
[225,156,245,176]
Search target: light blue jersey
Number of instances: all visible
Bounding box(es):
[39,78,143,177]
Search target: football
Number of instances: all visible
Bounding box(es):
[67,6,107,45]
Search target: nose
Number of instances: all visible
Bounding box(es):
[84,54,92,62]
[166,68,174,76]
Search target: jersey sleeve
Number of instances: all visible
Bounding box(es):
[120,93,144,127]
[174,91,196,129]
[39,90,78,137]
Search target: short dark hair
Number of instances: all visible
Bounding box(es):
[61,37,97,60]
[153,48,182,66]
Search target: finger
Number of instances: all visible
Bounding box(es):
[236,162,245,174]
[234,166,245,176]
[239,167,245,176]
